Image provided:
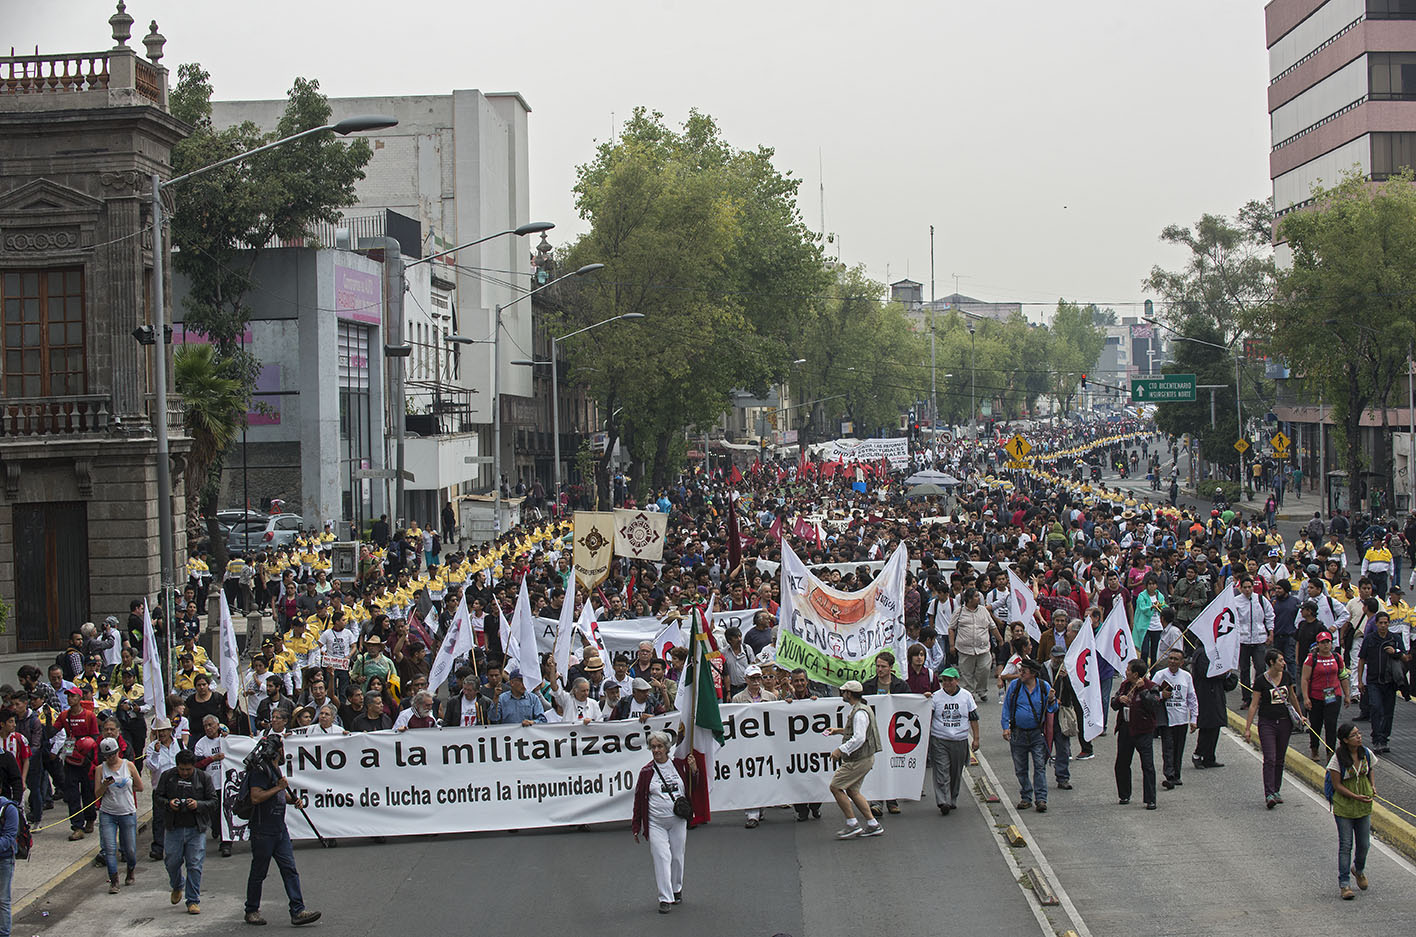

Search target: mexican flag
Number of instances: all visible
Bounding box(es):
[674,607,724,827]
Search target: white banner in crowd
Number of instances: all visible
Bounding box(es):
[821,437,911,468]
[220,696,929,841]
[613,508,668,561]
[775,540,909,687]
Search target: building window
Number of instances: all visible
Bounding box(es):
[1369,52,1416,99]
[2,268,85,397]
[1369,0,1416,19]
[1371,132,1416,177]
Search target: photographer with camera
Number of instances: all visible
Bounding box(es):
[243,734,321,927]
[154,749,214,914]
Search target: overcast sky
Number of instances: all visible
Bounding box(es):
[17,1,1272,317]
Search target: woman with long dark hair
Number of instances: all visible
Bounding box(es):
[1326,722,1377,900]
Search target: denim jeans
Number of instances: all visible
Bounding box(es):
[1367,681,1397,746]
[246,827,305,915]
[1052,731,1071,784]
[99,811,137,877]
[1009,727,1048,804]
[1336,814,1371,888]
[0,854,11,937]
[1274,634,1297,680]
[164,825,206,905]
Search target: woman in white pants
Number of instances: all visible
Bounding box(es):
[631,731,689,914]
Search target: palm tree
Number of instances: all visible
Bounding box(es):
[174,343,245,566]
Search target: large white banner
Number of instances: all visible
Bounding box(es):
[219,696,929,840]
[535,614,664,656]
[775,541,909,687]
[613,509,668,561]
[822,437,910,468]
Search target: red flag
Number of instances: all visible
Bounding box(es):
[727,493,743,571]
[626,571,636,605]
[878,456,890,478]
[775,467,787,483]
[728,464,743,485]
[821,461,837,479]
[750,458,761,475]
[768,514,783,542]
[798,447,807,476]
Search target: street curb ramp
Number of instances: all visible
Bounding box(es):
[1225,709,1416,862]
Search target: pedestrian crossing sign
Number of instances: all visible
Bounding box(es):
[1271,431,1290,451]
[1234,439,1250,454]
[1007,435,1032,461]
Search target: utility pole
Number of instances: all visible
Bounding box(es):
[929,225,936,435]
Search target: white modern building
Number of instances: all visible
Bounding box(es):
[209,89,536,518]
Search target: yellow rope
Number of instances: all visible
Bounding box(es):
[1235,674,1416,822]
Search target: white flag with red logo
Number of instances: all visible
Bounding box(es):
[1007,569,1041,642]
[1096,599,1137,676]
[1186,587,1241,677]
[1063,615,1105,741]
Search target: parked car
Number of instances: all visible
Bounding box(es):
[214,509,268,536]
[227,513,303,555]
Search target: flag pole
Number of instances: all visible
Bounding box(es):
[682,612,701,805]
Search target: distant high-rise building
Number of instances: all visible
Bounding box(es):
[1268,0,1416,245]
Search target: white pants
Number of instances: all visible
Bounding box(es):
[648,815,687,903]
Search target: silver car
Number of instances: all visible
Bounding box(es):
[227,513,304,555]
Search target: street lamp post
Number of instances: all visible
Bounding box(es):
[149,113,397,659]
[449,263,604,539]
[548,313,643,505]
[1146,317,1244,487]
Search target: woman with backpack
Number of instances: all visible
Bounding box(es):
[1301,631,1350,760]
[1326,722,1377,899]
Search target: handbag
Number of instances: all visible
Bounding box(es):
[1056,704,1078,738]
[654,763,692,820]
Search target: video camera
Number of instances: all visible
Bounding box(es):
[243,732,284,773]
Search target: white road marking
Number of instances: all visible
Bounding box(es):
[1221,726,1416,878]
[970,749,1094,937]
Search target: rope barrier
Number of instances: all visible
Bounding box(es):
[1233,673,1416,822]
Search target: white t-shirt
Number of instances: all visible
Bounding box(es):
[929,687,978,741]
[192,733,225,790]
[319,628,355,671]
[647,761,682,823]
[1152,667,1198,727]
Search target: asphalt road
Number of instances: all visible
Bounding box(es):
[17,765,1046,937]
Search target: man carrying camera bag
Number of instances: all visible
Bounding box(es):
[243,734,320,927]
[155,749,215,915]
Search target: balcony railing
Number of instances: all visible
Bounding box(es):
[0,52,111,95]
[0,395,112,437]
[0,394,186,439]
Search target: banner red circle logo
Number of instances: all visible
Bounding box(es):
[888,711,922,754]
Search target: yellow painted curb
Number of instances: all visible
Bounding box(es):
[1226,709,1416,861]
[13,805,154,919]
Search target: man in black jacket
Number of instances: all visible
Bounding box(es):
[441,674,490,727]
[862,651,909,816]
[156,750,216,914]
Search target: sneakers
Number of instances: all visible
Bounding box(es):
[1035,802,1047,813]
[1075,751,1095,761]
[673,891,682,904]
[291,911,322,926]
[859,823,884,837]
[659,901,672,914]
[744,817,759,829]
[220,842,232,858]
[244,911,267,925]
[1016,799,1033,810]
[835,825,863,839]
[938,804,952,815]
[1055,781,1073,790]
[1355,871,1369,890]
[172,884,184,905]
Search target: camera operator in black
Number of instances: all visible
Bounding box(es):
[155,750,215,913]
[243,735,321,927]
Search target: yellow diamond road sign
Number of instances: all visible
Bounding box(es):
[1007,435,1032,461]
[1234,439,1250,454]
[1271,431,1290,451]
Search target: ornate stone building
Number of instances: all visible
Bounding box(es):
[0,3,189,652]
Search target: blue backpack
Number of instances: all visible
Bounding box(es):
[1324,747,1370,806]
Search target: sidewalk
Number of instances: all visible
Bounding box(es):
[15,803,154,918]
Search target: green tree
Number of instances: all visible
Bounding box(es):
[174,343,246,557]
[1043,300,1106,417]
[1144,200,1276,343]
[556,109,826,497]
[1153,322,1240,472]
[167,64,372,558]
[1259,170,1416,513]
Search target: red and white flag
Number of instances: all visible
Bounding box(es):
[1063,614,1106,741]
[1007,568,1041,642]
[1186,588,1241,677]
[1096,599,1137,676]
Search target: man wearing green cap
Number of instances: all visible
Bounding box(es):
[929,668,979,814]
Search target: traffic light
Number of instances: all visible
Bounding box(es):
[1080,373,1087,388]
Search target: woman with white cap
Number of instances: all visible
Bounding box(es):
[94,735,142,893]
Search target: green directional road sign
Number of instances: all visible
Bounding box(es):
[1130,374,1197,402]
